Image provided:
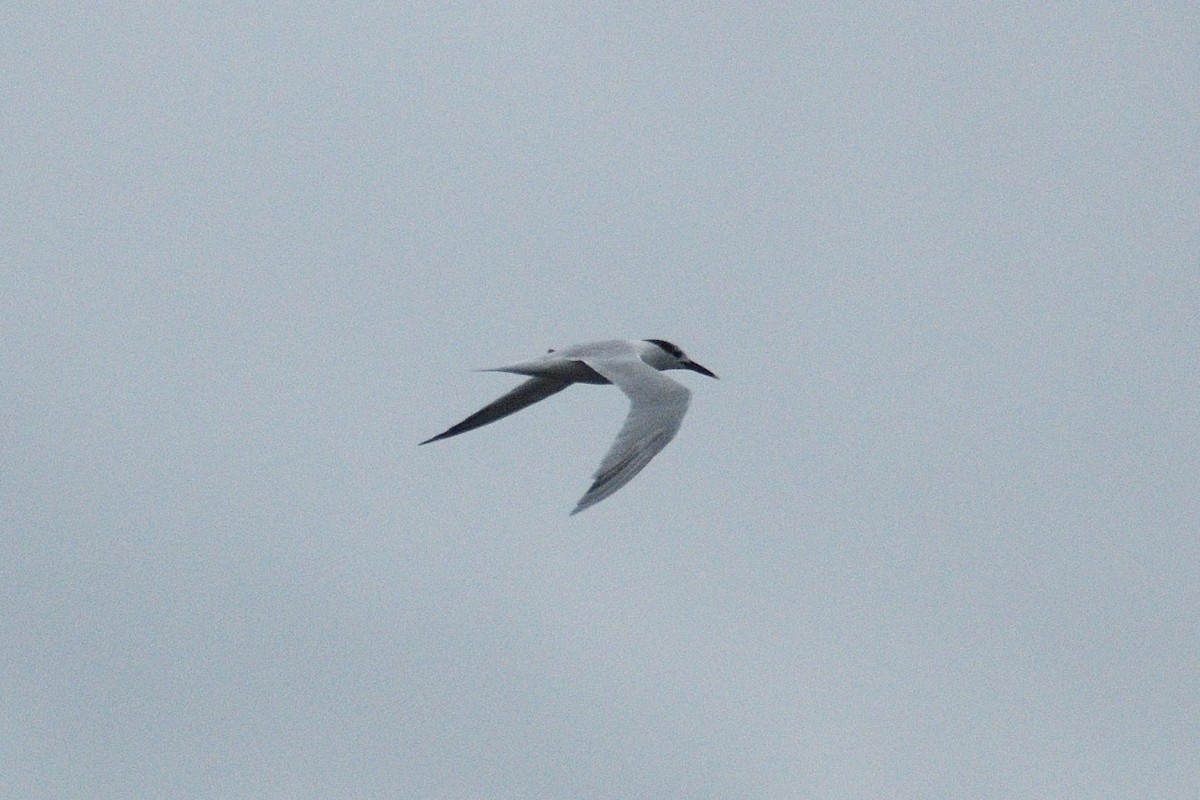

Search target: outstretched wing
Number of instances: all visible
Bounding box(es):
[570,356,691,514]
[420,377,571,445]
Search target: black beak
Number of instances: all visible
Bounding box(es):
[685,361,718,379]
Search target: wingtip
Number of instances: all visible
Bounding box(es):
[570,494,599,515]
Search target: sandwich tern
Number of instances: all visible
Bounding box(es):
[421,339,717,514]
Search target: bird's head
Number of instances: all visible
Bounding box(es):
[642,339,718,378]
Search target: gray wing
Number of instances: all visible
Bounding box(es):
[420,377,571,445]
[570,356,691,514]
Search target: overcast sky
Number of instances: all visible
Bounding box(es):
[3,4,1198,798]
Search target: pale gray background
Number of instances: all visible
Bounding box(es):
[3,4,1197,799]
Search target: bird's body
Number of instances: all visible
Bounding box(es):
[421,339,717,514]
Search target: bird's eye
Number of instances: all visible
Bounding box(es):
[646,339,684,359]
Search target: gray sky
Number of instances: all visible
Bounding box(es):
[4,4,1198,798]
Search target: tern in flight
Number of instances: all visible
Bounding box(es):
[421,339,717,514]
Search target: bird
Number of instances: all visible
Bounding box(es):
[421,339,717,514]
